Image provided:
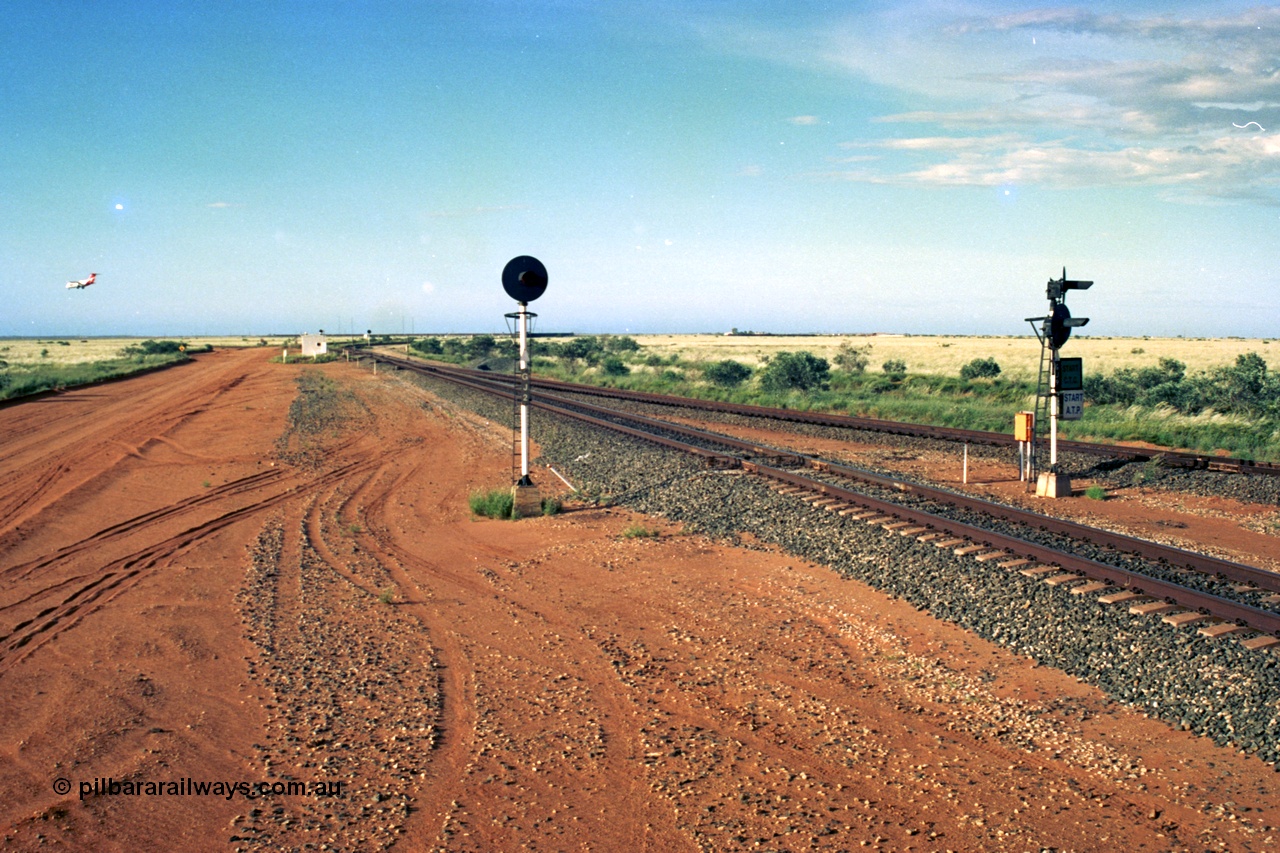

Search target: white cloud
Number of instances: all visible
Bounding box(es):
[838,7,1280,203]
[422,281,435,295]
[824,132,1280,201]
[845,134,1023,152]
[955,6,1280,42]
[788,115,820,125]
[682,5,1280,204]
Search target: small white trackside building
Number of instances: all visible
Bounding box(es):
[300,334,328,358]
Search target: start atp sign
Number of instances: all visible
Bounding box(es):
[1060,390,1084,420]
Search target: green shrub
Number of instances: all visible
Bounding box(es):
[1084,485,1107,500]
[121,339,186,356]
[553,336,606,367]
[621,523,659,538]
[959,357,1001,380]
[469,489,514,519]
[604,335,640,353]
[412,337,444,355]
[541,496,562,516]
[882,359,907,379]
[704,359,752,387]
[1084,353,1276,420]
[833,342,871,373]
[465,334,497,359]
[758,351,830,392]
[601,356,630,376]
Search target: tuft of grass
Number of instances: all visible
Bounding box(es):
[1084,484,1107,500]
[621,523,660,539]
[469,489,514,520]
[541,496,562,516]
[377,586,396,604]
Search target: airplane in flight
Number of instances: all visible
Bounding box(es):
[66,273,97,290]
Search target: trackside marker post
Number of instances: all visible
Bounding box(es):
[501,256,548,518]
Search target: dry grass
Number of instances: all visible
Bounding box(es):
[0,336,292,366]
[631,334,1275,380]
[0,338,133,366]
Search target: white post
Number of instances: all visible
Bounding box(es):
[518,302,531,483]
[963,443,968,484]
[1049,349,1059,470]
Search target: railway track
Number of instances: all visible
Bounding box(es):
[382,356,1279,477]
[365,351,1280,649]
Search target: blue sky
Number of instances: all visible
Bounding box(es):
[3,1,1278,337]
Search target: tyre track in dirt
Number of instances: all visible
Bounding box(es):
[0,352,391,675]
[0,459,376,673]
[0,354,262,541]
[328,426,487,848]
[7,356,1280,851]
[0,379,234,535]
[0,469,285,582]
[232,485,445,849]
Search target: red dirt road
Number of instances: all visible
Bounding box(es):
[2,349,1278,851]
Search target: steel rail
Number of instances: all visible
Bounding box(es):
[800,459,1280,593]
[402,357,1278,476]
[368,351,1280,635]
[531,374,1279,475]
[376,352,1279,586]
[532,379,1280,595]
[743,461,1280,637]
[374,353,1280,594]
[372,355,742,466]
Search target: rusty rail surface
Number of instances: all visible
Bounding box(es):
[401,356,1279,477]
[366,350,1280,639]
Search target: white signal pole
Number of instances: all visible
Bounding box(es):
[1049,347,1059,470]
[501,255,547,517]
[517,301,532,485]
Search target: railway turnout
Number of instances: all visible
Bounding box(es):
[361,351,1280,648]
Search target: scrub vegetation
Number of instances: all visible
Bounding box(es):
[0,339,205,401]
[407,333,1279,462]
[469,488,515,520]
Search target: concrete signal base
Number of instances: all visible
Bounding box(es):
[512,483,543,519]
[1036,472,1072,498]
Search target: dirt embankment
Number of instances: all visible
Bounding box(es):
[1,349,1277,851]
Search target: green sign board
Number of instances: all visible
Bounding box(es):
[1058,357,1083,391]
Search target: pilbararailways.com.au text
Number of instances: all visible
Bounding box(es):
[62,777,346,801]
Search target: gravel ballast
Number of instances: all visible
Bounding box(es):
[402,370,1280,767]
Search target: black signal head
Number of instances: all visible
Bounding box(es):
[502,256,548,303]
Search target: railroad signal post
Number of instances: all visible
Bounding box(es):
[1026,268,1092,498]
[502,255,548,518]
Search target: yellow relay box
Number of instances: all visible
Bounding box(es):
[1014,411,1035,442]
